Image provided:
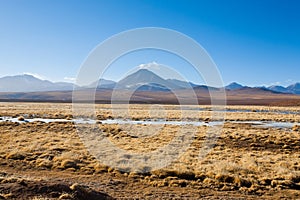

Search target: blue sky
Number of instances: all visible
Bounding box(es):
[0,0,299,86]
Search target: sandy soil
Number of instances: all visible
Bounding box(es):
[0,103,299,199]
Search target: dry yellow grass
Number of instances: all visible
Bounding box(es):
[0,102,299,199]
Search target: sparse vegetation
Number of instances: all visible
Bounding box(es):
[0,103,299,199]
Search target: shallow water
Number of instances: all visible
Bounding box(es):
[0,117,71,124]
[253,121,298,129]
[0,116,299,129]
[100,119,223,126]
[0,116,221,126]
[233,121,299,129]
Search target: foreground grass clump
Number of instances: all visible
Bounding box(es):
[151,169,196,180]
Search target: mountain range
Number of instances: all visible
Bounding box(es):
[0,70,300,95]
[225,81,300,95]
[0,74,74,92]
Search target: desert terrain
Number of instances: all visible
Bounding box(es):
[0,102,299,199]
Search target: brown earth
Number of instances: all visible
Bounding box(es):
[1,87,300,106]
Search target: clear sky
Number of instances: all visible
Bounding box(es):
[0,0,299,87]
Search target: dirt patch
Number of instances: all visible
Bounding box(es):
[0,172,112,200]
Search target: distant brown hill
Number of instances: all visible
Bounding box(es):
[1,87,300,106]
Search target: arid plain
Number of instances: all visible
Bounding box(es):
[0,102,299,199]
